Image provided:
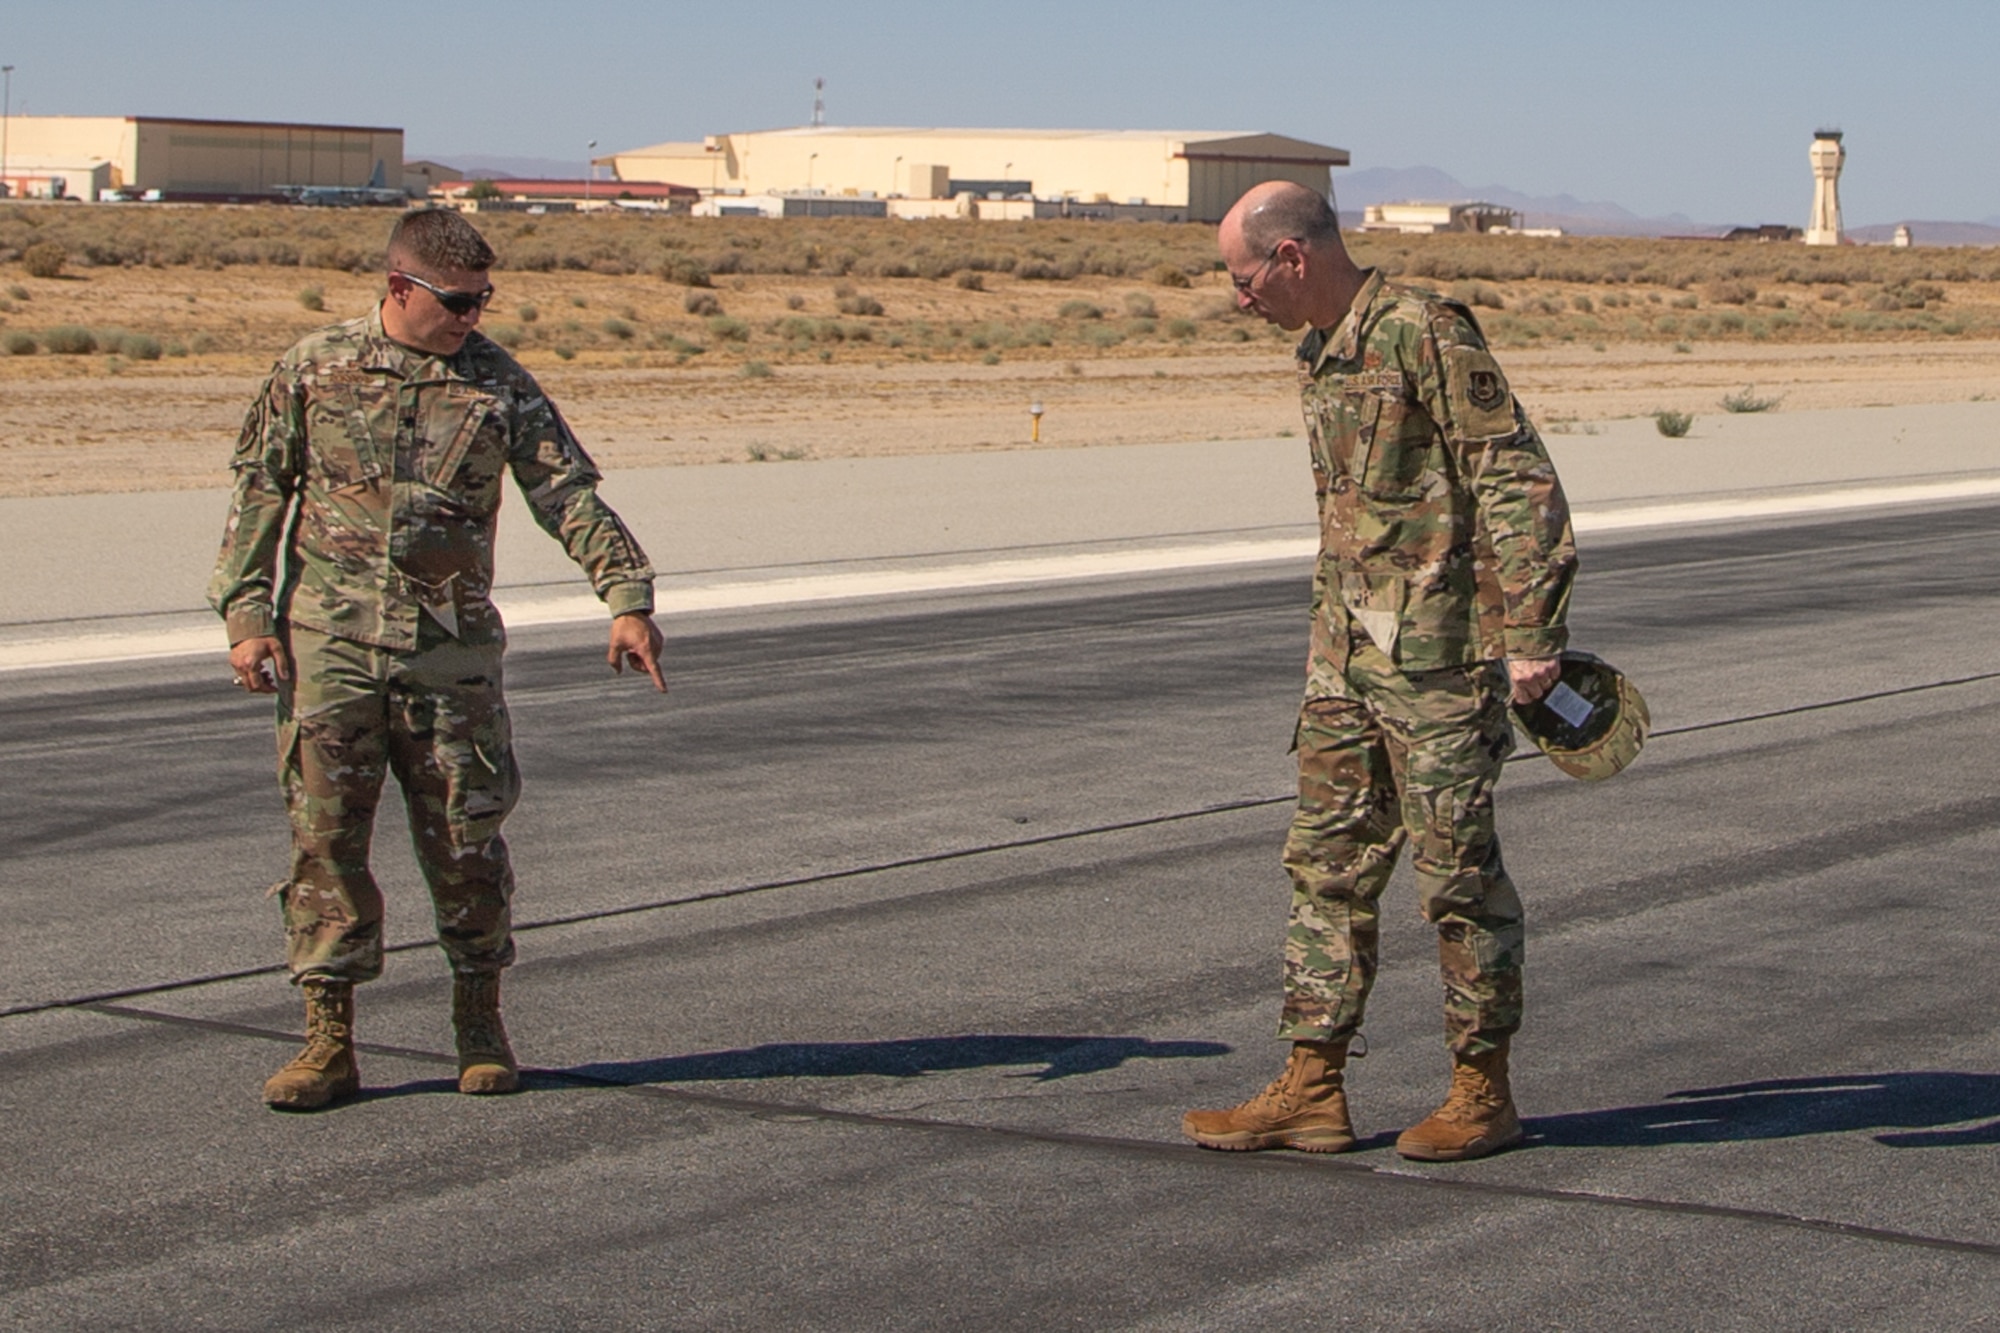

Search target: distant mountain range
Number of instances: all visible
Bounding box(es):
[417,154,594,181]
[1337,165,2000,244]
[1336,165,1711,236]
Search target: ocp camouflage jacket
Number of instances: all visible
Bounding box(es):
[1297,270,1575,691]
[209,309,655,651]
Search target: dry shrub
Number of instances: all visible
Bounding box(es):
[21,241,64,278]
[43,325,96,354]
[1706,280,1756,305]
[1149,262,1191,288]
[660,255,711,287]
[684,290,722,316]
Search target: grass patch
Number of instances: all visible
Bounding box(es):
[3,330,37,355]
[298,285,325,312]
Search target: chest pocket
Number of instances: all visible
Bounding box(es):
[1342,384,1434,500]
[305,383,390,490]
[425,393,509,493]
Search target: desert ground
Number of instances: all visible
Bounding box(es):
[4,214,1999,498]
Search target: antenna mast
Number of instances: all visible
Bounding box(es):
[812,77,825,128]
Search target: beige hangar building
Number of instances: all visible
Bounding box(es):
[601,126,1348,222]
[1,115,402,200]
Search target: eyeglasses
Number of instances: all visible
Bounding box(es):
[392,270,494,316]
[1230,240,1294,295]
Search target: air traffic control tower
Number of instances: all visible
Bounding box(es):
[1806,129,1845,247]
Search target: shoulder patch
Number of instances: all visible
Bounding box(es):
[1440,344,1518,442]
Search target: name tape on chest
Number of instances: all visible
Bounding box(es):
[1336,369,1407,396]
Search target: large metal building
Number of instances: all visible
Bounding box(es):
[602,126,1348,223]
[0,115,402,201]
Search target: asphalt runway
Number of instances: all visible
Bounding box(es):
[6,500,2000,1329]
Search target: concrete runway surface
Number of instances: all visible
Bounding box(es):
[5,499,2000,1329]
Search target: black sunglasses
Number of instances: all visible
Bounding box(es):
[393,270,494,316]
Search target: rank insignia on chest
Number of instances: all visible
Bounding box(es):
[1467,369,1507,411]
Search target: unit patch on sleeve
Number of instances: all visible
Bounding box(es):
[1466,369,1506,411]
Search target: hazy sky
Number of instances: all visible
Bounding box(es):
[7,0,1995,225]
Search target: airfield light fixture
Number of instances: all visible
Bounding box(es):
[1029,400,1044,443]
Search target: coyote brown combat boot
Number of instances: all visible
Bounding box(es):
[1394,1039,1522,1161]
[1181,1040,1353,1152]
[262,978,359,1110]
[453,971,519,1095]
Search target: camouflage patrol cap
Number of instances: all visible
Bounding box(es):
[1512,651,1649,781]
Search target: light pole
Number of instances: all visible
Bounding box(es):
[2,66,14,199]
[584,139,597,210]
[806,151,817,195]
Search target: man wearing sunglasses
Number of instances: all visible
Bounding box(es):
[1181,181,1576,1162]
[210,207,666,1110]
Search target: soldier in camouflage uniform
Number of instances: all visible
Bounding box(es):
[209,208,666,1111]
[1182,182,1576,1161]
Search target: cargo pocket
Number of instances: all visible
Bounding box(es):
[275,715,304,798]
[439,705,521,847]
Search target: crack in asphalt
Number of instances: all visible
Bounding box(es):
[8,667,2000,1023]
[74,999,2000,1264]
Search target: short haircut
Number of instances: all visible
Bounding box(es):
[1240,183,1342,254]
[386,208,495,273]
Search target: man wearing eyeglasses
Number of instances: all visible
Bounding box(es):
[209,207,665,1110]
[1181,181,1575,1161]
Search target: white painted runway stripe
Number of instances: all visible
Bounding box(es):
[7,475,1998,672]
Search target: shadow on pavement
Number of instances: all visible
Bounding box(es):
[565,1034,1232,1086]
[1528,1072,2000,1148]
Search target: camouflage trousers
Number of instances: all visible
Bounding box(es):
[271,620,520,984]
[1280,637,1523,1056]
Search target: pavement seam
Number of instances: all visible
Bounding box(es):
[74,1000,2000,1264]
[11,668,2000,1023]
